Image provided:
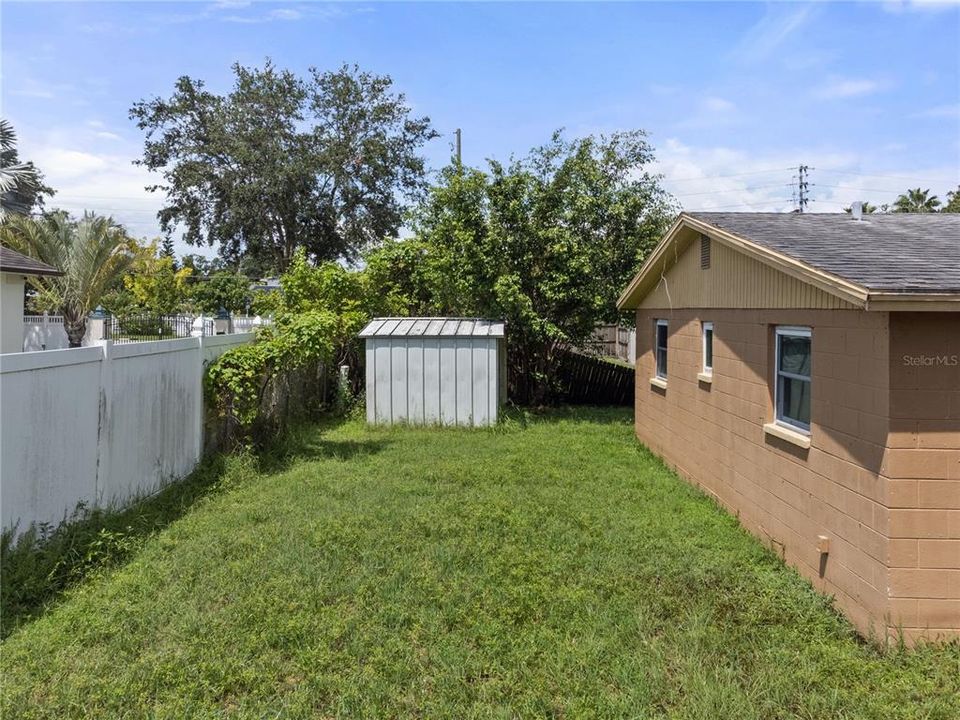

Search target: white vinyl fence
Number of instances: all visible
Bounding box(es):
[0,334,253,537]
[23,314,265,351]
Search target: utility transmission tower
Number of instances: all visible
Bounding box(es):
[796,164,813,213]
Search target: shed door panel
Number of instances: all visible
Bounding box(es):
[406,338,424,424]
[439,339,457,425]
[423,338,441,423]
[471,341,490,426]
[390,343,408,422]
[456,340,473,426]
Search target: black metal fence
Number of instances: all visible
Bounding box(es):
[109,313,197,343]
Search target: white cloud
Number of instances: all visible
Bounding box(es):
[675,95,741,130]
[702,96,736,114]
[650,138,959,213]
[730,4,817,64]
[911,103,960,118]
[813,78,882,100]
[269,8,302,21]
[32,148,109,179]
[18,127,216,257]
[883,0,960,14]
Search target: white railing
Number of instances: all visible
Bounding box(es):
[1,334,255,537]
[23,314,268,351]
[23,313,71,351]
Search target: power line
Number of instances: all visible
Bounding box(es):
[671,183,790,199]
[663,167,794,183]
[816,168,959,184]
[816,183,911,195]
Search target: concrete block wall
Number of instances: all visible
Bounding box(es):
[633,307,959,643]
[886,312,960,643]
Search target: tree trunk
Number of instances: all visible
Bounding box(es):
[64,317,86,348]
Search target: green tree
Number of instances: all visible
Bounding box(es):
[130,60,437,270]
[1,119,53,220]
[942,186,960,213]
[191,271,252,314]
[159,236,177,264]
[892,188,941,213]
[0,212,136,346]
[124,242,193,315]
[369,130,675,403]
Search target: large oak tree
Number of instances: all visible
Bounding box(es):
[365,130,676,403]
[130,61,437,271]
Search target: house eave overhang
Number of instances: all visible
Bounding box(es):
[864,293,960,312]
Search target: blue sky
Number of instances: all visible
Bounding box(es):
[3,1,959,254]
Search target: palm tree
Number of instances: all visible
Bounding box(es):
[892,188,941,213]
[0,119,42,220]
[942,185,960,213]
[1,212,135,346]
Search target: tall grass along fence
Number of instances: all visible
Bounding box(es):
[554,348,635,406]
[0,335,252,541]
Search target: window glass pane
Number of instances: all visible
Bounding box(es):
[780,376,811,426]
[779,335,810,376]
[704,328,713,369]
[655,321,668,377]
[656,323,667,349]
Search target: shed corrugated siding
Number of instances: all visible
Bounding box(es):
[365,336,501,426]
[639,236,856,310]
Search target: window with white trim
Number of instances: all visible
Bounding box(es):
[775,326,811,431]
[702,322,714,375]
[655,319,668,379]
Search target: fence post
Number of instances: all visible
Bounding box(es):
[194,334,204,460]
[94,339,114,506]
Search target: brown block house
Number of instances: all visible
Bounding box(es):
[618,212,960,644]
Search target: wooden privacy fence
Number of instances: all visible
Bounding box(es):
[555,348,635,406]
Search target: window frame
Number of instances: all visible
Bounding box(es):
[701,321,714,375]
[774,326,812,433]
[655,319,668,379]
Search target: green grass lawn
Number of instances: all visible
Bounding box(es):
[2,408,958,719]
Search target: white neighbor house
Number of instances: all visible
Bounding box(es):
[0,246,61,354]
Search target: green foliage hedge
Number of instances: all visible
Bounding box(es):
[205,249,374,436]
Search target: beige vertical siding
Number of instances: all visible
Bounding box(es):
[639,234,857,310]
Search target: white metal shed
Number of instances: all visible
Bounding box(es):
[359,317,507,427]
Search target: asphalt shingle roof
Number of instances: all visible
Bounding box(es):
[0,246,61,276]
[689,212,960,294]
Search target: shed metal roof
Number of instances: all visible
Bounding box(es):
[359,317,506,338]
[0,246,62,277]
[689,212,960,294]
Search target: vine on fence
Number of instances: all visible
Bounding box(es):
[204,310,341,431]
